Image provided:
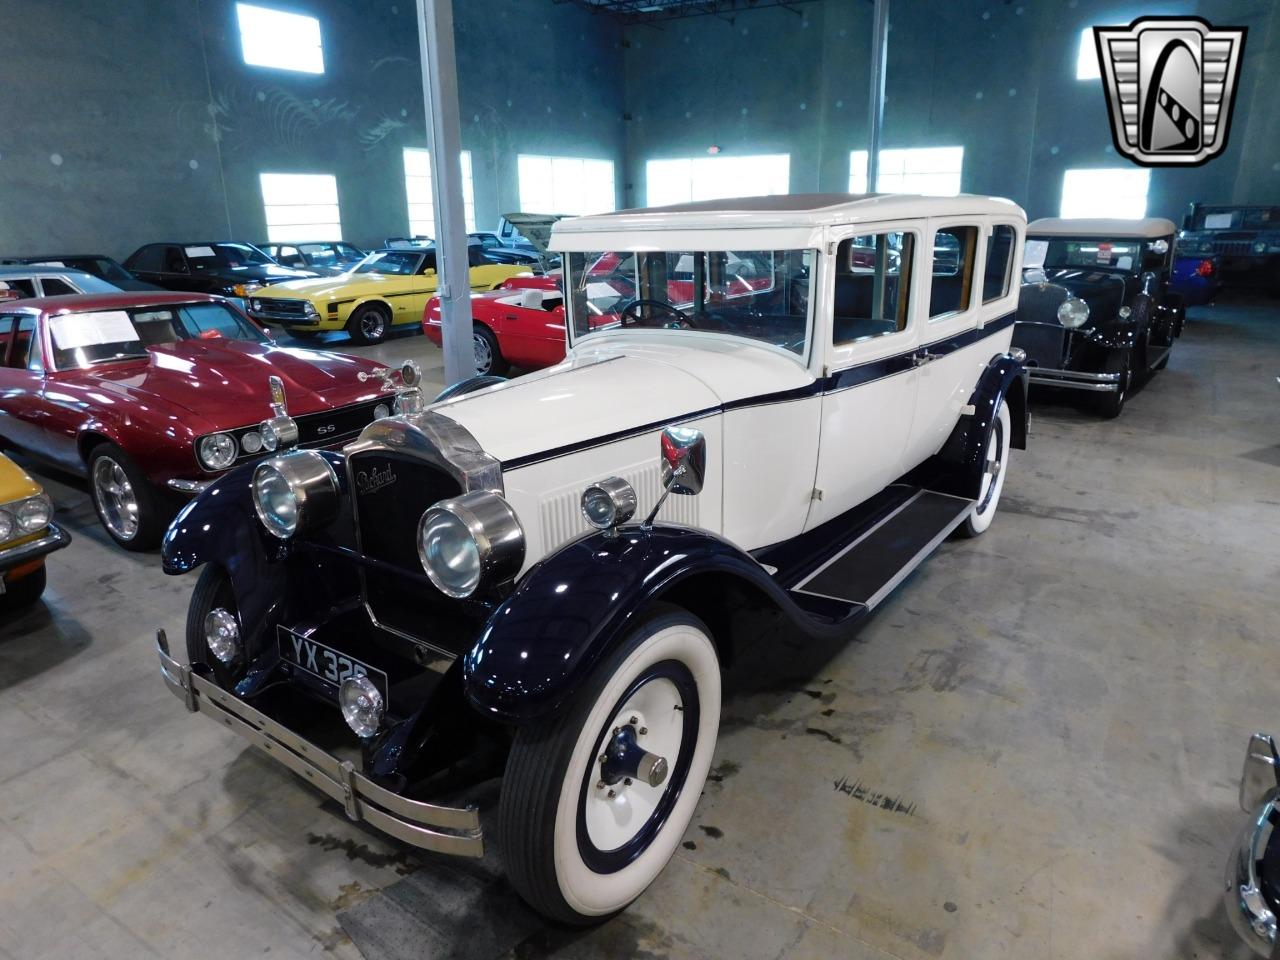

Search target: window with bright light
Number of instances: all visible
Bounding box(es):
[259,173,341,243]
[1077,27,1100,79]
[403,149,476,235]
[849,147,964,195]
[517,155,616,216]
[645,154,791,207]
[236,3,324,74]
[1060,168,1150,218]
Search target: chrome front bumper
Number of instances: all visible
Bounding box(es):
[1226,801,1279,957]
[1027,366,1122,393]
[0,522,71,574]
[156,631,483,858]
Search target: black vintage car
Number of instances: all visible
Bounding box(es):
[124,242,318,299]
[1011,217,1185,418]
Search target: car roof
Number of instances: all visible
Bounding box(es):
[5,254,117,263]
[2,291,223,313]
[555,193,1025,234]
[0,265,100,279]
[1028,217,1177,239]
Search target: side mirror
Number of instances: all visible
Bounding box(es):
[660,426,706,496]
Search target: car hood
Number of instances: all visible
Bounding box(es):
[256,272,423,300]
[78,340,390,425]
[0,453,40,502]
[1017,269,1129,326]
[430,337,814,465]
[197,263,317,283]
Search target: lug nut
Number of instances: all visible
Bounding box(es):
[624,777,632,786]
[596,780,605,790]
[629,716,639,725]
[607,789,617,799]
[639,727,648,735]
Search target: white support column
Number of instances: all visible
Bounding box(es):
[866,0,889,193]
[415,0,473,386]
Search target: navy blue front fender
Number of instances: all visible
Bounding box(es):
[929,352,1028,500]
[463,524,797,724]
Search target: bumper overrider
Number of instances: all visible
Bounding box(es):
[156,629,483,857]
[0,522,71,576]
[1226,733,1280,957]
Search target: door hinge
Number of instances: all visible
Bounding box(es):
[960,403,976,416]
[811,488,824,501]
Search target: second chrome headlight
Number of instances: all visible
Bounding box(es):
[251,451,340,540]
[418,491,524,598]
[1057,297,1090,329]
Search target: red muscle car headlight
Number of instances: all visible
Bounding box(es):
[197,433,238,471]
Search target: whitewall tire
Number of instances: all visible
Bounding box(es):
[959,399,1011,538]
[499,606,721,925]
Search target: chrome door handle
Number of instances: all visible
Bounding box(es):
[912,350,939,367]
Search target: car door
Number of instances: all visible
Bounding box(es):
[400,251,439,324]
[905,220,1019,468]
[0,312,51,456]
[126,245,167,286]
[805,223,923,530]
[154,245,196,291]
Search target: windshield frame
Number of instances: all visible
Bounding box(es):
[1025,235,1170,276]
[563,247,817,366]
[352,250,429,276]
[48,301,268,372]
[186,243,274,271]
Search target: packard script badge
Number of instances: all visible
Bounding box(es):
[1094,16,1246,167]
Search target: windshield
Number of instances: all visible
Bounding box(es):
[1024,237,1165,275]
[566,249,813,357]
[185,243,272,270]
[50,302,266,369]
[353,250,428,275]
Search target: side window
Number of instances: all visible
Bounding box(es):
[9,316,36,368]
[982,225,1016,303]
[833,232,914,346]
[278,246,304,266]
[0,315,15,365]
[39,277,76,296]
[163,247,188,273]
[3,278,37,298]
[928,225,978,319]
[130,246,164,272]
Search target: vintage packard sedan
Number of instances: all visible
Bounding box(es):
[157,194,1029,923]
[1012,217,1184,418]
[1225,733,1280,956]
[0,292,411,549]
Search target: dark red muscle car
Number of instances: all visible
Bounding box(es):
[0,292,400,549]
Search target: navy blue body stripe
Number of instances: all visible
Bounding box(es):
[501,312,1015,471]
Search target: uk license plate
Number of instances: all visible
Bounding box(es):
[277,626,389,701]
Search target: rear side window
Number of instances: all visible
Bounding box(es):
[39,277,76,296]
[8,315,36,368]
[983,225,1016,303]
[129,246,165,272]
[2,278,37,298]
[929,225,978,319]
[833,232,914,345]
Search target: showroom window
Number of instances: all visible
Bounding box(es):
[1076,27,1100,79]
[983,225,1016,303]
[259,173,342,243]
[832,232,914,345]
[404,149,476,235]
[517,155,616,216]
[849,147,964,196]
[1060,168,1150,218]
[645,154,790,207]
[235,3,324,74]
[929,225,978,319]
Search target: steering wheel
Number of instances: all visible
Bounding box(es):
[619,299,696,330]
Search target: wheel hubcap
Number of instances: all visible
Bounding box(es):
[976,420,1004,514]
[473,333,492,374]
[584,677,684,852]
[93,457,139,540]
[361,313,384,338]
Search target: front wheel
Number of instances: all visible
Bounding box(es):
[185,564,244,689]
[499,606,721,925]
[88,442,164,550]
[958,399,1011,538]
[473,324,509,376]
[1095,353,1131,419]
[347,304,391,345]
[0,564,47,611]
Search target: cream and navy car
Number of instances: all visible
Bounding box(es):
[156,194,1030,924]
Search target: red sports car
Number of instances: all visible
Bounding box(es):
[0,292,403,549]
[423,279,569,376]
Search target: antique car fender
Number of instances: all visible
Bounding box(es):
[462,523,832,724]
[929,352,1028,500]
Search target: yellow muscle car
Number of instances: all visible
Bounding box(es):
[0,452,69,610]
[246,247,529,345]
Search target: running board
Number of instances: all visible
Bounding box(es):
[788,490,974,611]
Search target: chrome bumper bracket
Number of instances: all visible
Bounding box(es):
[1027,366,1122,393]
[156,634,483,858]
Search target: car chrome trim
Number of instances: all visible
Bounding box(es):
[156,634,483,857]
[1027,367,1123,392]
[0,523,71,572]
[166,478,213,494]
[1225,800,1279,957]
[1242,734,1280,813]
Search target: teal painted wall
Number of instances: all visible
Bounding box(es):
[0,0,1275,260]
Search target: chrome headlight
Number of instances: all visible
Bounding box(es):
[340,675,384,737]
[0,508,13,543]
[251,451,340,540]
[417,491,524,598]
[197,433,238,470]
[259,415,299,452]
[15,494,52,533]
[1057,297,1090,329]
[581,477,637,531]
[1253,240,1268,254]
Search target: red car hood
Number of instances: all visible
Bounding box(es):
[79,339,391,426]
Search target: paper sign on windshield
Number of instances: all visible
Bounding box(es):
[50,311,139,349]
[185,246,216,258]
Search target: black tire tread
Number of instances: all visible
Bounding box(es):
[87,442,165,550]
[347,303,391,345]
[474,324,509,376]
[0,564,46,611]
